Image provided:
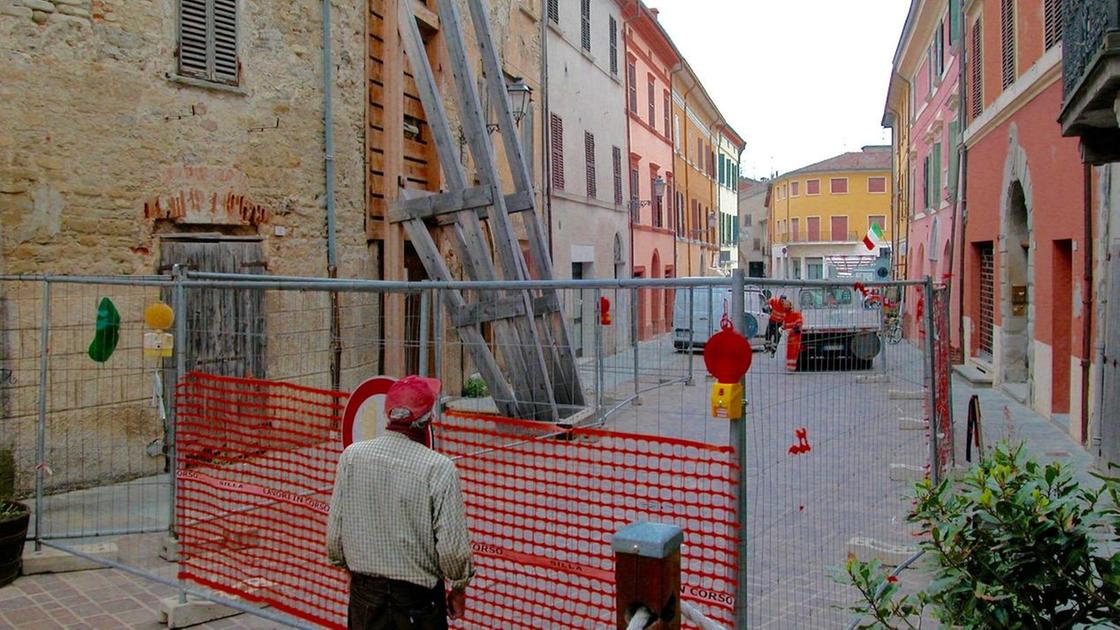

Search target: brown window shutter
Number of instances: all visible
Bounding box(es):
[585,132,597,199]
[550,114,565,190]
[1000,0,1015,89]
[1043,0,1062,50]
[971,19,983,119]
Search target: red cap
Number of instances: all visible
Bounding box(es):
[384,375,442,424]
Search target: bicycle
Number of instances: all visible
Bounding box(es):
[883,314,903,345]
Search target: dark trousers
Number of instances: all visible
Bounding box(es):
[765,319,782,346]
[348,573,447,630]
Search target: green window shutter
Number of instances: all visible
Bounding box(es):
[718,155,725,186]
[932,143,942,207]
[949,0,961,43]
[947,122,960,201]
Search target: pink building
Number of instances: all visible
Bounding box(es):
[621,1,678,340]
[885,0,964,345]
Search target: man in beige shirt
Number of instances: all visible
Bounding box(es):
[327,376,474,629]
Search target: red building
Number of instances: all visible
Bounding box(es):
[960,0,1090,435]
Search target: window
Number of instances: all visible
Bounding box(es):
[949,0,961,43]
[718,155,726,186]
[806,179,821,195]
[792,258,802,279]
[806,257,824,280]
[1000,0,1015,89]
[744,213,752,227]
[922,153,931,209]
[806,216,820,241]
[584,132,596,198]
[1043,0,1062,50]
[830,216,849,241]
[178,0,239,85]
[752,237,761,251]
[790,181,799,197]
[868,177,887,193]
[930,142,942,207]
[647,76,655,127]
[663,90,671,138]
[580,0,591,51]
[790,218,800,242]
[868,216,886,236]
[830,178,848,194]
[627,60,637,112]
[708,147,715,177]
[696,138,703,166]
[609,16,618,75]
[629,167,640,219]
[550,114,564,190]
[547,0,558,23]
[971,19,983,119]
[612,146,623,205]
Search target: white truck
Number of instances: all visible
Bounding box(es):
[790,286,882,370]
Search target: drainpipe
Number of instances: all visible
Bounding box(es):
[1081,162,1094,444]
[669,61,686,277]
[322,0,341,391]
[1093,167,1112,455]
[540,0,554,258]
[954,0,968,360]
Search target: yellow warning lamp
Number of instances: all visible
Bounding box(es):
[703,318,752,420]
[143,302,175,358]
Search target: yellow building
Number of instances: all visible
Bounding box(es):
[767,146,893,279]
[671,62,720,277]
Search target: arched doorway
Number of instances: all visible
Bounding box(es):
[1002,180,1030,387]
[651,250,663,335]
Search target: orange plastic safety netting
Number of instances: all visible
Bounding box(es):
[175,373,740,629]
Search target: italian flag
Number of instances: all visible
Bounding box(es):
[863,222,884,250]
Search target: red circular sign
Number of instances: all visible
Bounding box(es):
[341,376,397,448]
[703,328,752,382]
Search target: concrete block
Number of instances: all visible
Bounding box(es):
[159,536,179,562]
[888,389,926,400]
[0,5,33,17]
[22,0,54,11]
[855,374,889,384]
[898,417,927,430]
[158,594,255,628]
[889,463,926,482]
[22,542,118,574]
[847,537,919,567]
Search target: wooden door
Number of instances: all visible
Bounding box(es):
[160,236,266,378]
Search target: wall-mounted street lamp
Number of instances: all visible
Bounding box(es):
[483,78,533,134]
[629,175,666,210]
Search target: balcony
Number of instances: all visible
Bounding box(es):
[772,229,865,245]
[1059,0,1120,164]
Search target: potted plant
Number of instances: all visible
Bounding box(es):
[0,447,30,587]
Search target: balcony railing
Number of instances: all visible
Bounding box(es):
[1062,0,1120,102]
[773,229,865,245]
[1060,0,1120,163]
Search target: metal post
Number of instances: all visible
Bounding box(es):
[594,288,604,419]
[923,277,941,486]
[419,288,430,377]
[171,265,187,603]
[686,287,695,386]
[433,289,444,425]
[33,280,50,551]
[731,268,748,627]
[631,286,641,406]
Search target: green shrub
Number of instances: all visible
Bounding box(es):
[462,375,488,399]
[841,443,1120,628]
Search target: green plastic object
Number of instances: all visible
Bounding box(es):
[87,297,121,363]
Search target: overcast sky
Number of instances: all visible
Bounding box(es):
[652,0,911,180]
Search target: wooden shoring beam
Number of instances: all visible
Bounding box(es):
[430,0,559,420]
[451,295,560,329]
[462,0,585,407]
[388,187,535,223]
[397,0,552,420]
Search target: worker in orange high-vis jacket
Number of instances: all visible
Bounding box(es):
[763,295,792,356]
[782,308,805,372]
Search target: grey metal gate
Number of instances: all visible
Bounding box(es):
[979,244,995,358]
